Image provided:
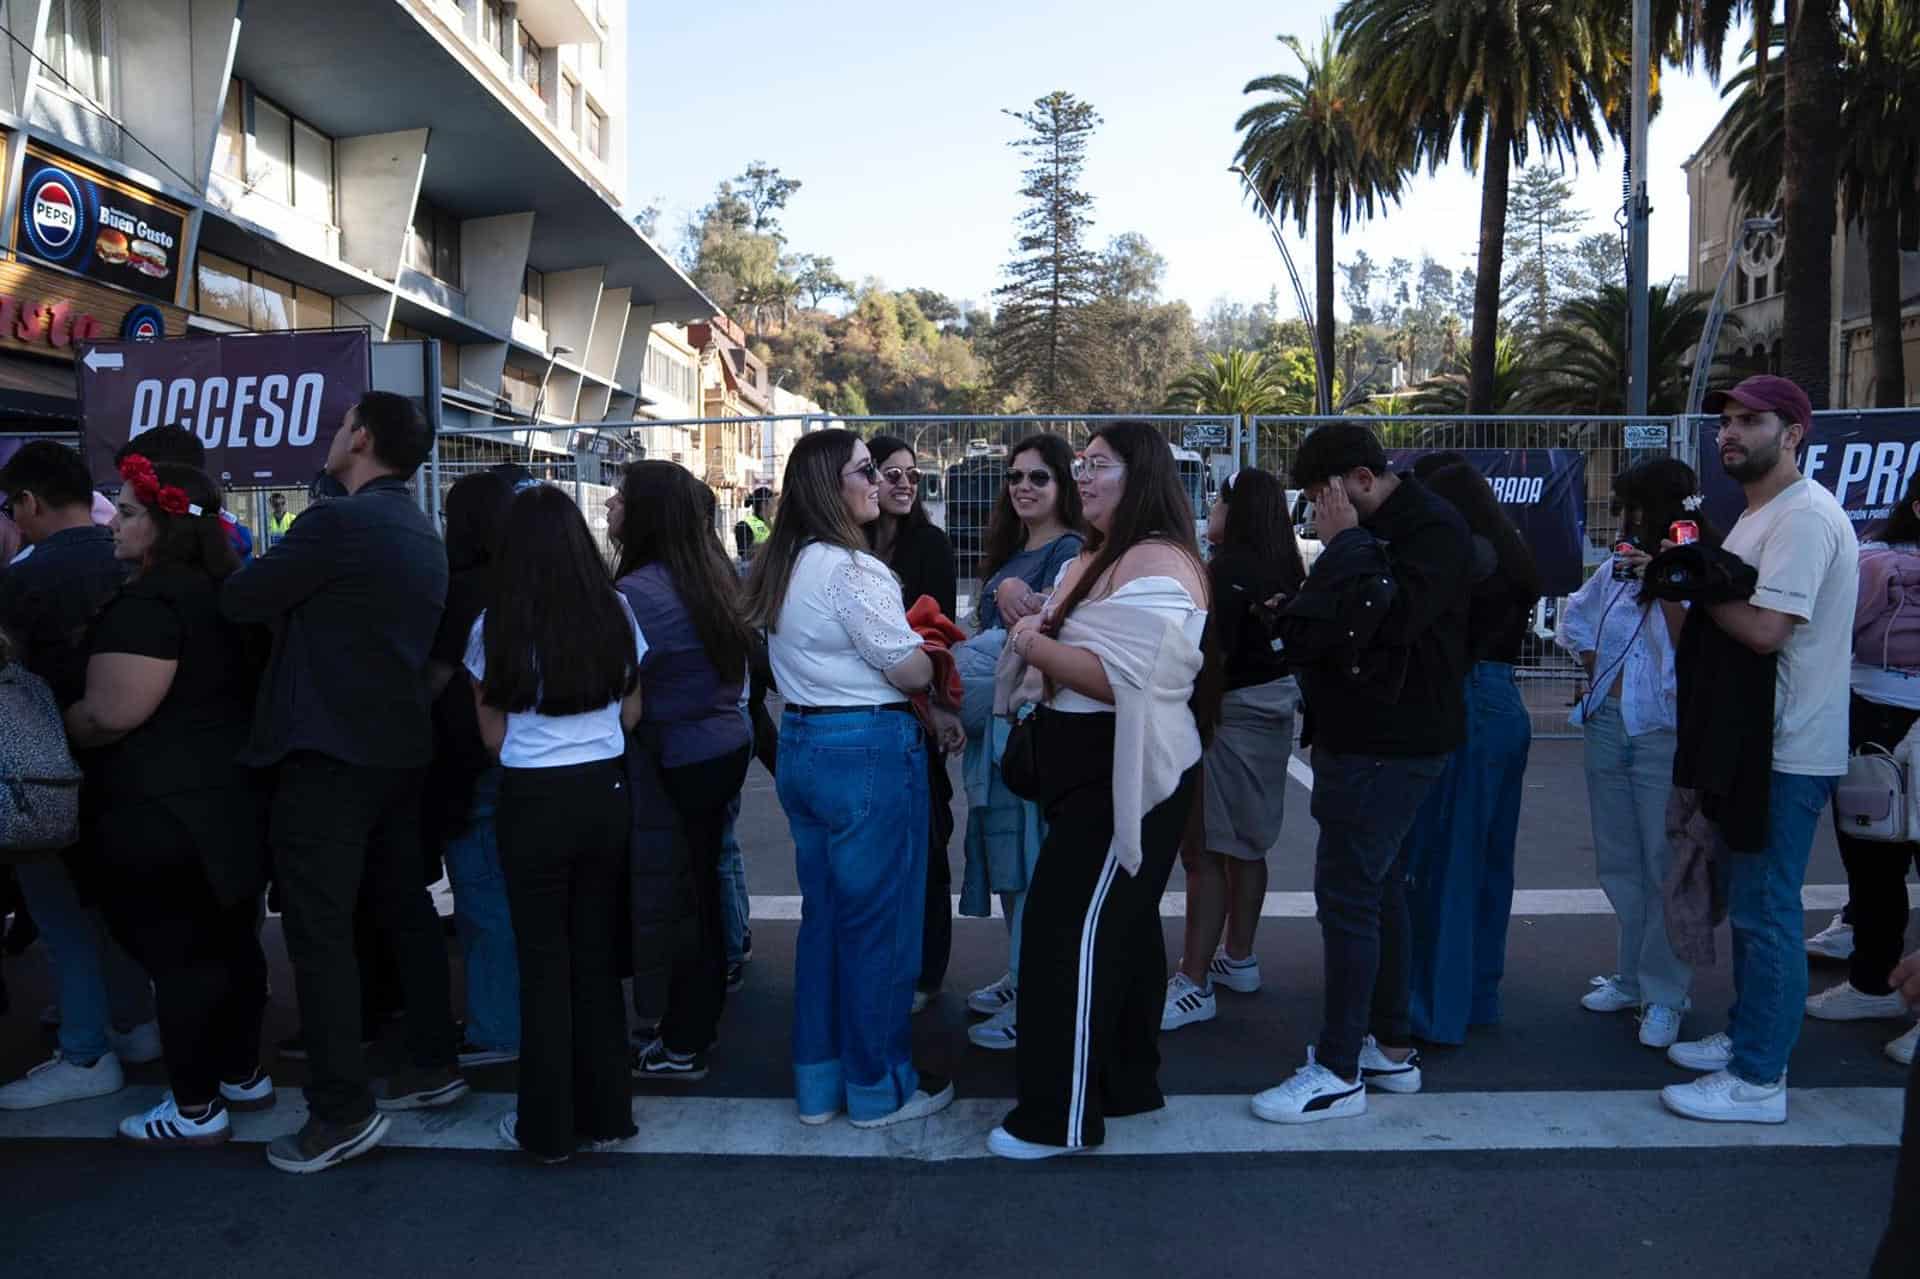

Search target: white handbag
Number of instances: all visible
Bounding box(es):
[1837,744,1909,843]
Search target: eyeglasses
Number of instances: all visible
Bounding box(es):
[880,466,922,487]
[1070,457,1125,482]
[1005,468,1054,489]
[844,460,880,484]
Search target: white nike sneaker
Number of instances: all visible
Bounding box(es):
[0,1051,124,1110]
[1667,1031,1733,1073]
[1660,1069,1787,1124]
[1804,913,1854,961]
[1805,981,1911,1022]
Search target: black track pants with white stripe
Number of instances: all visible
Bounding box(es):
[1002,763,1197,1150]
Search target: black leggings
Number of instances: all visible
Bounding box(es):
[658,746,751,1056]
[1834,695,1920,995]
[96,806,266,1108]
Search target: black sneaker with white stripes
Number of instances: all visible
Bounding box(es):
[632,1037,708,1082]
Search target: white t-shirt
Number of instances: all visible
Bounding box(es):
[767,542,922,707]
[464,594,648,769]
[1721,478,1860,776]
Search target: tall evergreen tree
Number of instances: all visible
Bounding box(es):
[1501,165,1587,336]
[992,92,1105,409]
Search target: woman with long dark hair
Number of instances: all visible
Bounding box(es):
[1398,458,1541,1045]
[863,435,959,1011]
[1804,468,1920,1066]
[1163,467,1305,1032]
[62,457,270,1146]
[960,433,1085,1049]
[427,470,518,1068]
[748,429,955,1129]
[991,422,1209,1159]
[610,461,752,1081]
[1557,457,1707,1050]
[467,484,644,1162]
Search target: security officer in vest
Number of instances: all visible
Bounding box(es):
[733,486,773,564]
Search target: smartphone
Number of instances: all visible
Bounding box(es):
[1611,537,1642,581]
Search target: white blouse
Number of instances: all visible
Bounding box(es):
[768,542,923,707]
[464,594,647,768]
[1048,576,1207,714]
[1555,565,1676,737]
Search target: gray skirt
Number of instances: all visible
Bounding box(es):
[1202,675,1300,861]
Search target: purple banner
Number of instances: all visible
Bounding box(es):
[1388,447,1589,595]
[1697,409,1920,541]
[75,330,370,487]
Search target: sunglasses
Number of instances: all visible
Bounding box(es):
[1005,468,1054,489]
[844,460,880,484]
[881,466,922,487]
[1070,457,1125,482]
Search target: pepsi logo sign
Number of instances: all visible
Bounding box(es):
[24,168,85,261]
[121,304,164,341]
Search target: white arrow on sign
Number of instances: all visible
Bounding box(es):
[81,348,123,373]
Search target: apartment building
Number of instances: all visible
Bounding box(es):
[0,0,711,446]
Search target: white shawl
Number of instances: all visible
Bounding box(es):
[993,581,1204,876]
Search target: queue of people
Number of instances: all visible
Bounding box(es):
[0,378,1914,1208]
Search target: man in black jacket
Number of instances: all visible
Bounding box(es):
[1252,424,1470,1125]
[223,392,466,1173]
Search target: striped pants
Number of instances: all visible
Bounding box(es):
[1002,750,1197,1151]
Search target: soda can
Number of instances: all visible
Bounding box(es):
[1669,520,1699,546]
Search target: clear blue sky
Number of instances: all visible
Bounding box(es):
[626,0,1741,321]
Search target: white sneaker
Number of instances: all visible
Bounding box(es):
[1805,981,1912,1022]
[1886,1023,1919,1066]
[118,1093,231,1148]
[1250,1050,1366,1124]
[1161,974,1216,1031]
[219,1069,277,1112]
[967,1000,1017,1050]
[1805,913,1855,961]
[1581,975,1639,1013]
[1667,1031,1734,1072]
[110,1020,164,1066]
[1206,948,1262,994]
[1660,1069,1787,1124]
[1358,1035,1422,1094]
[849,1074,955,1129]
[1638,1004,1683,1050]
[0,1051,124,1110]
[968,972,1017,1016]
[986,1125,1091,1160]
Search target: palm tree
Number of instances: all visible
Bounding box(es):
[1162,350,1294,415]
[1516,282,1740,414]
[1235,25,1406,417]
[1336,0,1614,416]
[1406,334,1532,415]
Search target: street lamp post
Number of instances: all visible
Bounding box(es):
[1626,0,1652,416]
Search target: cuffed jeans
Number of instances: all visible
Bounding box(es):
[1725,770,1837,1085]
[778,708,928,1123]
[1582,697,1692,1009]
[14,857,152,1063]
[1311,748,1446,1081]
[442,769,518,1053]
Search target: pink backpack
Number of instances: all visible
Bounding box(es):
[1855,546,1920,672]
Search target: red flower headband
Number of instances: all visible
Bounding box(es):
[117,453,200,517]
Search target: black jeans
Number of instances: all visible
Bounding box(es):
[1835,695,1920,995]
[659,746,750,1056]
[1310,747,1448,1080]
[97,805,266,1108]
[1871,1048,1920,1277]
[498,759,636,1158]
[270,754,456,1123]
[920,743,955,994]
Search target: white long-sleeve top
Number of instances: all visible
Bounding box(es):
[1555,564,1677,737]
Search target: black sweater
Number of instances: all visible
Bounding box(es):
[1291,475,1472,757]
[1209,544,1297,690]
[884,518,957,620]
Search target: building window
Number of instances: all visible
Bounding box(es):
[44,0,110,108]
[214,80,244,180]
[293,121,334,221]
[589,37,603,72]
[196,252,336,331]
[220,80,336,222]
[644,340,696,406]
[519,29,545,100]
[518,267,545,328]
[481,0,509,59]
[559,75,577,135]
[585,105,606,160]
[406,200,462,286]
[391,321,460,390]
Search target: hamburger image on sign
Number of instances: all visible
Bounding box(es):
[96,228,131,265]
[131,239,168,277]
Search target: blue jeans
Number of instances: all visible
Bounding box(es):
[14,859,152,1062]
[1582,699,1692,1009]
[442,770,518,1052]
[1725,770,1836,1084]
[778,708,928,1122]
[1405,662,1533,1042]
[717,793,749,966]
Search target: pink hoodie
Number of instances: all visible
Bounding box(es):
[1854,544,1920,671]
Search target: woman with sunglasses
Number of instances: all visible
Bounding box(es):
[991,422,1210,1159]
[863,436,959,1012]
[747,431,955,1129]
[959,434,1085,1049]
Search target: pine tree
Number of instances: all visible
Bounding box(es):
[1500,165,1587,336]
[992,92,1105,409]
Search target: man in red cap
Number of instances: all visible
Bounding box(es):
[1661,375,1859,1124]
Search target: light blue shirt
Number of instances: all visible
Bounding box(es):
[1556,565,1678,737]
